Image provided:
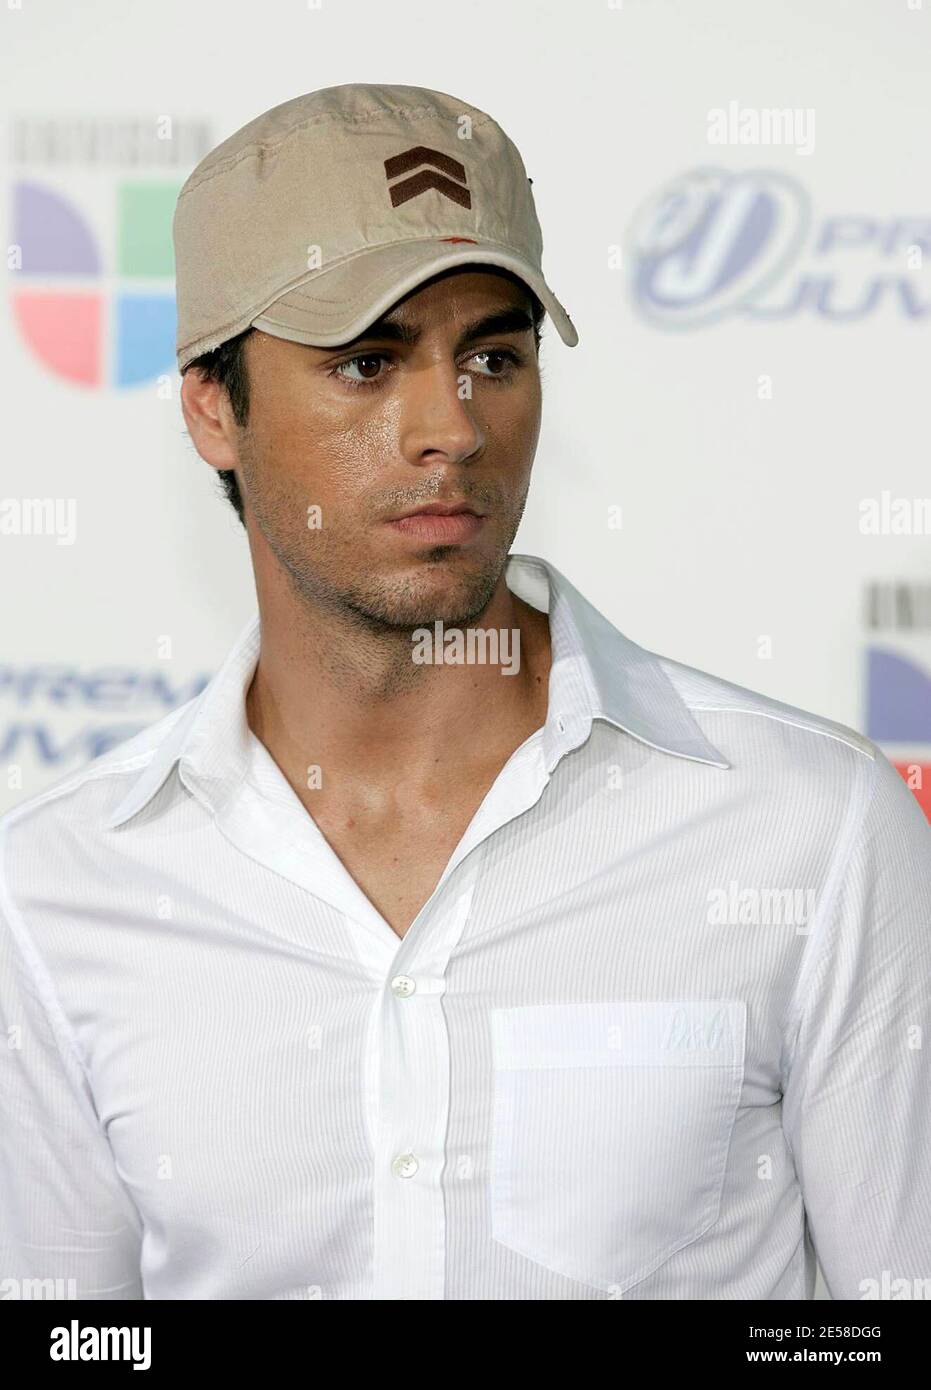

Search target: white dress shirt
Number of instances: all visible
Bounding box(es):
[1,552,929,1301]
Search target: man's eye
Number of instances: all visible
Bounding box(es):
[334,354,389,385]
[469,349,520,377]
[331,347,521,388]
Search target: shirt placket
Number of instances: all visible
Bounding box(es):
[368,850,482,1300]
[219,730,562,1299]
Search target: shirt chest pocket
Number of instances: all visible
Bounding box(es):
[489,999,747,1295]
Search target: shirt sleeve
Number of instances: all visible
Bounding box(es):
[0,845,144,1300]
[781,745,931,1300]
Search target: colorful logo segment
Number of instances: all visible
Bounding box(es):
[11,180,179,387]
[866,647,931,822]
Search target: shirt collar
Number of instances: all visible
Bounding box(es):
[106,552,729,830]
[506,555,730,774]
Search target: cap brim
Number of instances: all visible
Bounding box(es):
[248,238,579,350]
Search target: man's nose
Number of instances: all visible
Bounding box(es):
[398,360,485,465]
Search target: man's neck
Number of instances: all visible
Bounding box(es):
[245,577,552,803]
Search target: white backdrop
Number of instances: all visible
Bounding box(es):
[3,0,931,1302]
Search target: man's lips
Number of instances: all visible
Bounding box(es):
[389,501,485,520]
[384,501,486,544]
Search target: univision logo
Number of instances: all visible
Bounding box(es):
[9,179,179,387]
[864,581,931,824]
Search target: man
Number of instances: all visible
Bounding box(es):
[1,84,929,1302]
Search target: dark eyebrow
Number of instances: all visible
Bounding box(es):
[333,306,536,353]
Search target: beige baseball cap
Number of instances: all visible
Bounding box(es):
[173,82,579,371]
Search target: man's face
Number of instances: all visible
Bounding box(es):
[230,268,542,630]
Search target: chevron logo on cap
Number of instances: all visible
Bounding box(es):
[384,146,471,209]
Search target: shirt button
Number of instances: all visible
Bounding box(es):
[390,974,416,998]
[391,1152,419,1179]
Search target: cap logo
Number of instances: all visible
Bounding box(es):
[384,146,471,209]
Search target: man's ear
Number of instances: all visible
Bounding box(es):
[180,370,240,472]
